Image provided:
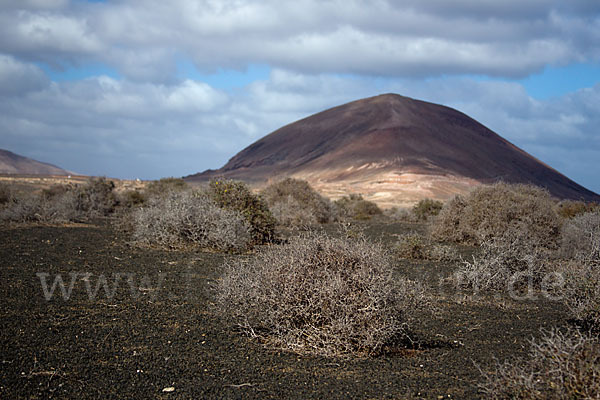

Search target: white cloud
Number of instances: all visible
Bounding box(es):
[0,0,598,80]
[0,54,49,95]
[0,0,68,11]
[0,9,104,66]
[164,80,229,112]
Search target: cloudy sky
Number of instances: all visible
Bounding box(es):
[0,0,599,193]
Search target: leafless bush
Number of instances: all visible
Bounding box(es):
[261,178,335,226]
[412,198,443,221]
[215,230,428,357]
[427,243,461,263]
[480,327,600,399]
[117,189,146,208]
[0,189,78,223]
[44,190,79,221]
[557,212,600,329]
[384,207,417,222]
[144,177,188,198]
[431,183,561,247]
[395,233,461,262]
[0,192,39,222]
[395,233,428,259]
[41,184,70,200]
[556,199,600,219]
[74,177,117,217]
[208,179,276,244]
[0,177,119,224]
[560,261,600,330]
[560,211,600,263]
[268,195,318,227]
[131,190,251,251]
[451,227,551,292]
[0,183,14,206]
[335,194,382,220]
[429,195,467,242]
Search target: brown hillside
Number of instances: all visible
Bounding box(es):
[0,149,71,176]
[186,94,599,207]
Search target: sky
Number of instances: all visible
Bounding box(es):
[0,0,599,194]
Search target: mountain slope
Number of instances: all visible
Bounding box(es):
[187,94,599,206]
[0,149,71,175]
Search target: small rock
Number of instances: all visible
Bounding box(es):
[162,387,175,393]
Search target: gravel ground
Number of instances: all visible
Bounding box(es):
[0,221,570,399]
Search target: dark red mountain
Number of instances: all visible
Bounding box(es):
[0,149,71,176]
[186,94,598,206]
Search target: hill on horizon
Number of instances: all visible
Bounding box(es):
[0,149,72,176]
[186,94,599,207]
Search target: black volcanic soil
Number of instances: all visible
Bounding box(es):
[0,221,570,399]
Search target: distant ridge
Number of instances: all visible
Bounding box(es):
[0,149,72,176]
[187,94,599,206]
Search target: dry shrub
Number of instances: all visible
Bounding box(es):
[452,227,551,291]
[431,183,561,247]
[208,179,276,244]
[128,177,186,208]
[74,177,117,217]
[0,190,78,223]
[0,177,117,224]
[144,177,188,197]
[560,211,600,263]
[556,199,600,219]
[0,183,14,206]
[395,233,460,262]
[335,194,382,220]
[41,184,70,200]
[0,193,39,222]
[215,230,427,357]
[558,211,600,329]
[385,207,416,222]
[430,195,467,242]
[561,262,600,330]
[131,190,250,251]
[427,243,461,263]
[118,189,146,208]
[412,198,443,221]
[261,178,335,226]
[480,327,600,399]
[267,196,317,228]
[395,233,427,259]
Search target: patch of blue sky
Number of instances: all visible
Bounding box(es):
[176,59,270,91]
[37,62,120,81]
[460,63,600,100]
[519,63,600,99]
